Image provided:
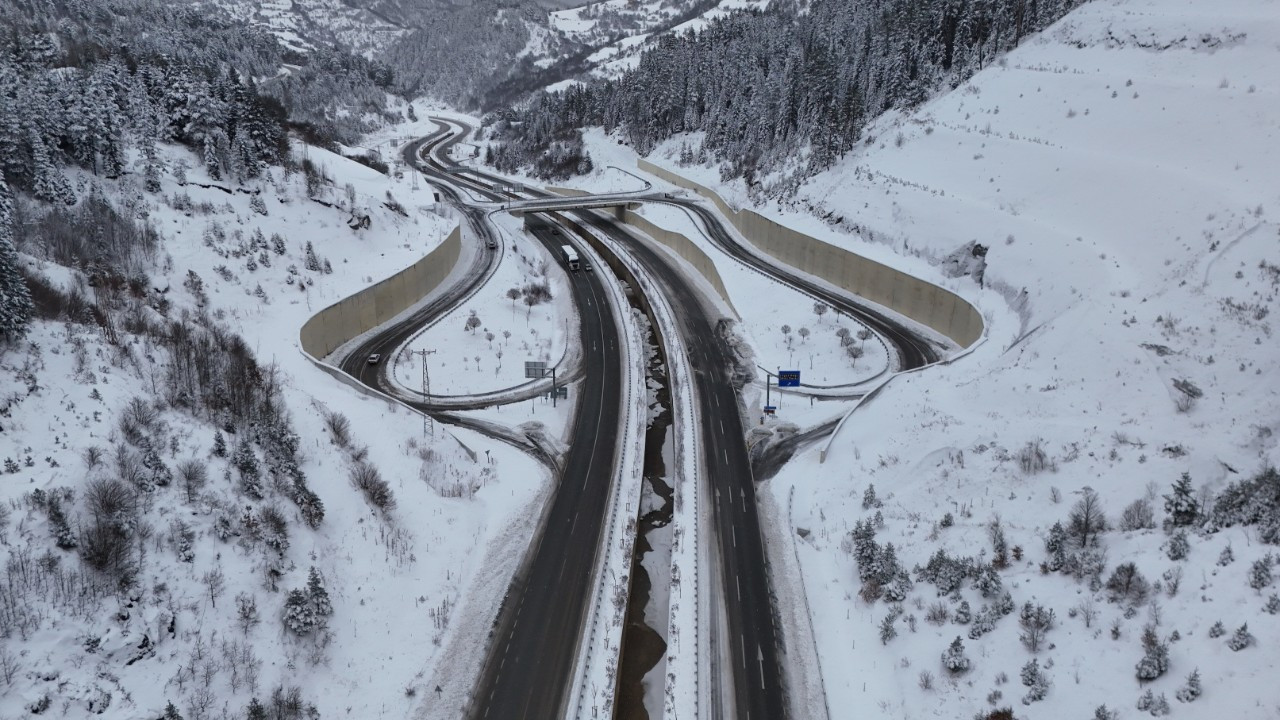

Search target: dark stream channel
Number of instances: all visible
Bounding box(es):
[615,321,675,720]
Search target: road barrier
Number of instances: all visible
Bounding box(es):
[299,224,462,358]
[637,159,983,348]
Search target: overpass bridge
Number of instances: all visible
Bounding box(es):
[502,193,651,222]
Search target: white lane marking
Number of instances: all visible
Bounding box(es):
[736,574,741,600]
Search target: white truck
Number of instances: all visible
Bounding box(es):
[561,244,580,271]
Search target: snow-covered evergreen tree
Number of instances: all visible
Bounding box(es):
[1163,472,1200,528]
[1175,669,1201,703]
[1227,623,1253,651]
[941,636,971,674]
[1248,555,1273,592]
[0,171,33,342]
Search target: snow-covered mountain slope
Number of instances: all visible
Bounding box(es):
[546,0,770,85]
[741,0,1280,716]
[199,0,407,55]
[0,116,555,718]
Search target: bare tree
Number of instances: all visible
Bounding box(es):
[202,567,226,608]
[178,460,208,503]
[1068,487,1108,548]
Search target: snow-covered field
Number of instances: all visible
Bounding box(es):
[1,111,562,718]
[390,212,576,399]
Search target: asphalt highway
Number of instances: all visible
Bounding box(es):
[341,120,628,720]
[417,118,939,719]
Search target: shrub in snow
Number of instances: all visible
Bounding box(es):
[1017,438,1051,474]
[1227,623,1252,651]
[1265,594,1280,614]
[917,548,972,595]
[942,636,971,674]
[940,512,955,528]
[879,613,898,645]
[1094,705,1119,720]
[1149,693,1171,716]
[1019,603,1055,653]
[1106,562,1150,605]
[1248,555,1273,592]
[1207,620,1226,638]
[1208,466,1279,543]
[974,563,1003,598]
[1120,497,1156,531]
[351,461,396,512]
[1020,658,1049,704]
[1136,689,1154,711]
[926,601,950,625]
[1163,472,1200,528]
[968,606,996,639]
[1218,544,1234,566]
[954,600,972,624]
[1175,669,1201,703]
[1166,530,1190,561]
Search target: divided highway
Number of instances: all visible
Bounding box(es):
[354,118,939,719]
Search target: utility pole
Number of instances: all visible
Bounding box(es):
[410,349,437,437]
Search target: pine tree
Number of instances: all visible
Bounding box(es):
[1021,658,1050,703]
[304,242,320,272]
[1044,521,1067,571]
[245,698,267,720]
[272,233,287,255]
[1175,669,1201,703]
[1227,623,1252,651]
[1248,555,1273,592]
[1163,473,1199,528]
[233,437,262,499]
[163,701,184,720]
[284,589,315,635]
[307,566,333,619]
[941,636,971,674]
[212,430,227,458]
[0,171,34,342]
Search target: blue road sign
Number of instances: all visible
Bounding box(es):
[764,406,776,414]
[778,370,800,387]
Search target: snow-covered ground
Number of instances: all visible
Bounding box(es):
[389,212,577,399]
[759,0,1280,716]
[1,112,558,718]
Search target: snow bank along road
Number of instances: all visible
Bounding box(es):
[343,119,630,720]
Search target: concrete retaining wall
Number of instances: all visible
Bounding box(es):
[637,159,983,348]
[299,225,463,358]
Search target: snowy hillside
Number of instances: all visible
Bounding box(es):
[0,117,558,718]
[751,0,1280,716]
[200,0,407,55]
[547,0,770,85]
